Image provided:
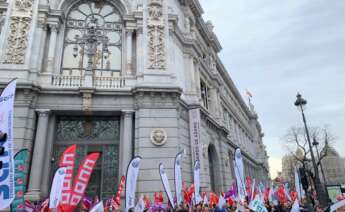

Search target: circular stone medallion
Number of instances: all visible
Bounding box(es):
[150,129,167,146]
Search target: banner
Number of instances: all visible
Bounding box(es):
[125,156,142,211]
[188,108,202,166]
[291,199,300,212]
[174,150,183,205]
[249,196,268,212]
[134,195,145,212]
[159,163,174,208]
[330,199,345,212]
[69,153,100,209]
[113,175,125,210]
[294,167,303,200]
[59,144,77,206]
[11,149,29,211]
[193,160,202,204]
[0,79,16,210]
[49,167,67,209]
[234,149,246,201]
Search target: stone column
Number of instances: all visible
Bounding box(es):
[126,30,133,75]
[26,109,50,201]
[40,115,56,197]
[119,110,134,175]
[136,27,143,74]
[47,24,58,73]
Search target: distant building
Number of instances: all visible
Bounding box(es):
[320,146,345,185]
[281,149,304,185]
[282,147,345,187]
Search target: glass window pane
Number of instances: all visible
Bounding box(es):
[66,29,82,42]
[107,46,121,70]
[107,31,120,44]
[78,3,92,15]
[104,13,120,22]
[62,44,83,69]
[100,5,113,16]
[69,10,86,20]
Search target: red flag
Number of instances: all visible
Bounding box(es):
[143,195,151,209]
[277,186,287,204]
[209,192,219,206]
[290,191,297,201]
[58,144,77,209]
[245,176,252,198]
[112,175,125,210]
[69,153,100,210]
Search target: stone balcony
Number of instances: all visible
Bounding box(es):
[51,74,126,89]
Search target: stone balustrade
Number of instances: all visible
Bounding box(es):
[51,74,126,89]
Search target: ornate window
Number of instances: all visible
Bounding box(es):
[62,0,122,77]
[200,80,210,109]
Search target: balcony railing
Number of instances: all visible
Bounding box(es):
[51,74,126,89]
[94,76,125,88]
[52,75,84,88]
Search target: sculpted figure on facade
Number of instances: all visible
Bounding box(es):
[3,0,34,64]
[147,0,166,69]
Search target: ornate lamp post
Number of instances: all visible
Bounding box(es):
[73,17,110,87]
[294,93,328,207]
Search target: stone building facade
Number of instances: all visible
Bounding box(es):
[0,0,270,201]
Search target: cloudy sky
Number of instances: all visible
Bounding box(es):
[199,0,345,178]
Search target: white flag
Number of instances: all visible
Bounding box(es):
[249,196,268,212]
[291,199,300,212]
[330,199,345,212]
[134,195,145,212]
[234,149,246,201]
[194,160,202,204]
[294,167,304,200]
[90,201,104,212]
[49,167,67,209]
[159,163,175,208]
[174,150,184,205]
[203,194,208,205]
[125,156,142,211]
[218,194,226,208]
[0,80,16,210]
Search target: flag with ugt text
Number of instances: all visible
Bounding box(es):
[0,79,16,210]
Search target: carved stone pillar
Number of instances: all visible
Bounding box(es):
[119,110,134,175]
[47,24,59,73]
[126,30,133,75]
[26,109,50,201]
[37,18,48,72]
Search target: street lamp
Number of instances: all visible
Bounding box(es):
[294,93,328,207]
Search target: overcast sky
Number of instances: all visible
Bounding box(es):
[199,0,345,178]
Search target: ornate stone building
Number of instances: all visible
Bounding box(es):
[0,0,270,201]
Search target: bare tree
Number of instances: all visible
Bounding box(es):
[283,126,334,168]
[282,126,335,186]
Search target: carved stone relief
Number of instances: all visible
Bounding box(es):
[150,128,167,146]
[3,0,34,64]
[147,0,166,69]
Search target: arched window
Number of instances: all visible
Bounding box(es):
[62,1,122,76]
